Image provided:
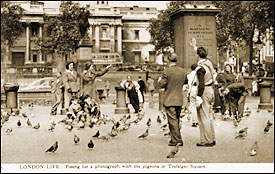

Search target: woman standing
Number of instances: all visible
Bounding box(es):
[81,63,111,103]
[63,62,79,111]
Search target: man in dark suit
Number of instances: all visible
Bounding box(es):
[137,76,146,107]
[51,71,64,115]
[158,53,187,146]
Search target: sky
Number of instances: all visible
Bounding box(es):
[42,1,170,10]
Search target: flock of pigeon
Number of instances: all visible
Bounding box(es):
[1,102,274,160]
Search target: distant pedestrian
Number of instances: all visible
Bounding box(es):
[50,71,64,115]
[158,52,187,146]
[195,47,216,147]
[120,76,142,113]
[138,76,146,107]
[147,76,155,105]
[105,80,111,99]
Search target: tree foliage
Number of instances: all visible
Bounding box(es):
[37,1,90,55]
[214,1,274,75]
[147,1,187,54]
[1,1,25,46]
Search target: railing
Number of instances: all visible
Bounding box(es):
[6,65,54,75]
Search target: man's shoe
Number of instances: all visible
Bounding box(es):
[196,142,214,147]
[210,141,216,146]
[168,142,183,146]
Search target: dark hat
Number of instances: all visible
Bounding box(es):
[168,53,177,62]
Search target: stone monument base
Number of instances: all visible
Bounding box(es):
[115,107,130,114]
[258,103,273,110]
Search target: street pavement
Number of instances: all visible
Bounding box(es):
[1,96,274,163]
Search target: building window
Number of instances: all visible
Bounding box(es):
[146,8,150,10]
[130,8,133,10]
[134,30,139,40]
[32,27,38,37]
[102,28,107,38]
[149,51,156,63]
[101,1,104,4]
[122,30,125,40]
[33,54,37,62]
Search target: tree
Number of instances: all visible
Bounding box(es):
[214,1,274,75]
[1,1,25,83]
[147,1,186,55]
[36,1,90,71]
[1,1,25,46]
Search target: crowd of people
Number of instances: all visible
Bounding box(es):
[47,45,260,148]
[157,46,251,147]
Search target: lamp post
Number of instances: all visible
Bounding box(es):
[255,34,263,75]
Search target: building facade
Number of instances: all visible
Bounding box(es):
[1,1,161,82]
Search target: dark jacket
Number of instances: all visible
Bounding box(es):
[158,63,187,107]
[226,83,248,99]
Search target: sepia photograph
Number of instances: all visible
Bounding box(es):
[1,1,274,173]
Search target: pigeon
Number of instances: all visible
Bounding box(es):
[167,143,180,158]
[235,132,247,140]
[126,114,131,120]
[17,120,22,127]
[160,124,168,132]
[33,123,40,130]
[74,134,80,144]
[108,129,118,137]
[88,121,95,129]
[132,118,140,124]
[264,120,273,133]
[6,128,13,135]
[237,127,248,134]
[27,119,32,127]
[115,121,120,129]
[98,135,110,141]
[244,107,251,116]
[157,115,162,124]
[138,129,149,139]
[146,118,151,127]
[88,139,94,149]
[48,124,56,132]
[66,124,73,131]
[58,118,67,124]
[92,130,100,138]
[233,117,238,127]
[161,110,166,120]
[46,141,58,153]
[28,103,34,111]
[163,131,170,137]
[22,112,28,118]
[249,141,258,156]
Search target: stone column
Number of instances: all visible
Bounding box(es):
[258,81,273,110]
[115,86,129,114]
[169,3,221,70]
[95,23,100,52]
[25,22,31,64]
[110,23,115,52]
[39,23,43,63]
[117,24,122,54]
